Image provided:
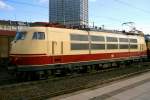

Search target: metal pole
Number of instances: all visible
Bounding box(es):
[93,22,95,28]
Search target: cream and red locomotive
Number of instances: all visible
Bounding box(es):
[10,26,147,78]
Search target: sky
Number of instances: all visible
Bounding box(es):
[0,0,150,34]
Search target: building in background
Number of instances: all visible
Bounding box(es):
[49,0,88,27]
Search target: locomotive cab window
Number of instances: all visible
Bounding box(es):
[32,32,45,40]
[15,32,27,41]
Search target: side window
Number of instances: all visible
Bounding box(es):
[91,36,105,42]
[71,43,89,50]
[70,34,88,41]
[119,38,128,42]
[130,39,137,43]
[120,44,129,49]
[107,44,118,49]
[32,32,45,40]
[107,37,118,42]
[130,45,138,49]
[91,44,105,50]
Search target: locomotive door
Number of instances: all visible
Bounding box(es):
[52,41,63,63]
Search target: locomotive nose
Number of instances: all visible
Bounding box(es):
[10,29,48,66]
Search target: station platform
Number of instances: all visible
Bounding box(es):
[51,71,150,100]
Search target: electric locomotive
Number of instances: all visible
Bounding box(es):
[10,26,147,79]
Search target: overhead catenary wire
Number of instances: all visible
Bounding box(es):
[113,0,150,14]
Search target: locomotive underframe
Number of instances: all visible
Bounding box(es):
[9,56,147,80]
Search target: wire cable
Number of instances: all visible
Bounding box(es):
[113,0,150,14]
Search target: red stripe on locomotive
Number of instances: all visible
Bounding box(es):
[10,51,147,66]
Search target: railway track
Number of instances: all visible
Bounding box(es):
[0,61,149,100]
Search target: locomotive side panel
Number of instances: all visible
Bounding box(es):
[47,28,91,64]
[48,28,92,56]
[47,28,71,56]
[46,28,147,65]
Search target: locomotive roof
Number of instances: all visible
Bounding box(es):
[29,22,144,37]
[23,26,144,37]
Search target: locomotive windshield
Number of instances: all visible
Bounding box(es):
[15,32,27,41]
